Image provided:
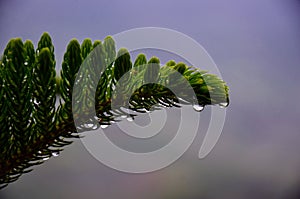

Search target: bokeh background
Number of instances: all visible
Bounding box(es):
[1,0,300,198]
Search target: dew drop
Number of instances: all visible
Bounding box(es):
[178,97,189,104]
[101,124,108,129]
[84,123,94,128]
[24,62,28,65]
[52,152,59,157]
[219,102,229,108]
[140,108,150,113]
[34,99,39,105]
[193,104,204,112]
[92,125,98,130]
[127,117,134,122]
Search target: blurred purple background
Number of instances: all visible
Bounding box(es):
[1,0,300,198]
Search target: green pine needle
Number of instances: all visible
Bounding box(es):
[0,33,229,188]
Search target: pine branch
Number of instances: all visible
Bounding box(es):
[0,33,229,189]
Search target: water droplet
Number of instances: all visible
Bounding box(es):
[101,125,108,129]
[52,152,59,157]
[178,97,189,104]
[127,117,134,122]
[112,84,116,90]
[24,62,28,65]
[84,123,94,128]
[219,102,229,108]
[38,151,42,154]
[43,157,50,161]
[34,99,39,105]
[92,125,98,130]
[193,104,204,112]
[140,108,150,113]
[141,97,145,100]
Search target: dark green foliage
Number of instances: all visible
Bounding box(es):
[144,56,160,83]
[81,39,93,59]
[92,40,102,49]
[55,76,61,94]
[0,38,34,188]
[37,32,55,61]
[166,60,176,66]
[134,54,147,67]
[4,38,33,151]
[103,36,116,66]
[94,39,114,121]
[60,39,82,102]
[114,48,132,81]
[33,48,56,142]
[174,62,186,75]
[0,33,229,189]
[24,40,35,68]
[75,39,102,130]
[58,39,82,135]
